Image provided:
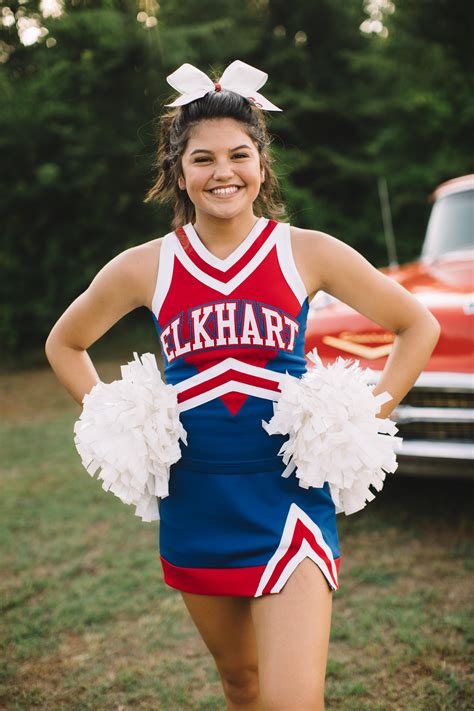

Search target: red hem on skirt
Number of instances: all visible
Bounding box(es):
[160,554,341,596]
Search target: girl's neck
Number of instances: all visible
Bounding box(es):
[192,210,261,257]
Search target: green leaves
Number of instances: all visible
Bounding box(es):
[1,0,472,361]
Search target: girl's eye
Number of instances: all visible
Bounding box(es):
[193,153,249,163]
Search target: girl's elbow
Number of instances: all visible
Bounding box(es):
[44,330,63,361]
[423,312,442,350]
[428,312,442,338]
[417,305,441,337]
[397,309,440,338]
[44,335,55,363]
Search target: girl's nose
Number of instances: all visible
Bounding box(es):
[212,160,235,180]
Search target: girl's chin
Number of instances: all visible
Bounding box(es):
[198,193,259,215]
[202,205,253,220]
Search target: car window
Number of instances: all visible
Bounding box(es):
[422,190,474,259]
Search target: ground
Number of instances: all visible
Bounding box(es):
[1,360,473,710]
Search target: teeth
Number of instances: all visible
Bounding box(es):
[210,186,240,195]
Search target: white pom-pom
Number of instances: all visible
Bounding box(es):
[73,352,187,522]
[262,347,403,515]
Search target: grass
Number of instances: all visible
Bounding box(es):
[1,355,473,710]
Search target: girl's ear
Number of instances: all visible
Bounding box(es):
[178,175,186,190]
[260,167,265,183]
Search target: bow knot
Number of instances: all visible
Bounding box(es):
[164,60,282,112]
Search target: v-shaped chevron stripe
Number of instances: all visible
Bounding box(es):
[185,216,268,270]
[174,358,283,413]
[173,222,280,295]
[177,219,277,280]
[255,503,339,596]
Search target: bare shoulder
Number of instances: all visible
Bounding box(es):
[45,235,166,352]
[289,225,341,299]
[113,236,164,311]
[290,224,346,258]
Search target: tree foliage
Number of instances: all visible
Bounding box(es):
[0,0,472,361]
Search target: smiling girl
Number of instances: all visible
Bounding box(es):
[45,61,440,710]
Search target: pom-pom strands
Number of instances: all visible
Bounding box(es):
[262,348,403,515]
[73,353,187,522]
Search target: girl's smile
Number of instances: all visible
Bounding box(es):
[207,185,243,197]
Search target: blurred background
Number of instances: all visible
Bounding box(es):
[1,0,473,367]
[1,2,473,709]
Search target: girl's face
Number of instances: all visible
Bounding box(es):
[178,117,265,223]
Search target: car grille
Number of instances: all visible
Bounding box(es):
[393,392,473,442]
[395,418,473,442]
[401,389,474,409]
[389,376,474,473]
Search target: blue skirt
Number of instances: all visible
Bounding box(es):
[158,455,341,597]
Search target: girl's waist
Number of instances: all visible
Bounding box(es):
[172,454,285,475]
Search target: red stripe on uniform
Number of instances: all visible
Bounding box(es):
[161,555,266,595]
[261,518,339,594]
[177,369,281,404]
[160,554,341,596]
[175,220,278,283]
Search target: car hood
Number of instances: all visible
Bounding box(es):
[379,249,473,302]
[307,250,473,373]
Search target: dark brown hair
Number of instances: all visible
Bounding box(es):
[144,87,287,229]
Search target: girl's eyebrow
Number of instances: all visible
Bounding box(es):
[189,144,252,156]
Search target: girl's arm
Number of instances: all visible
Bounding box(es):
[293,229,441,419]
[45,243,159,407]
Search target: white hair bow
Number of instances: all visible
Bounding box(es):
[164,60,282,111]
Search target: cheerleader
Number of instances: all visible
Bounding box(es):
[45,60,440,711]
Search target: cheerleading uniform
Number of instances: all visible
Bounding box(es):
[149,217,341,596]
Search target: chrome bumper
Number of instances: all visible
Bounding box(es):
[370,371,474,478]
[393,441,473,478]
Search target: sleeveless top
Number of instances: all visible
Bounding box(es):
[149,217,309,467]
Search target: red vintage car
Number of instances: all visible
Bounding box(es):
[305,174,474,477]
